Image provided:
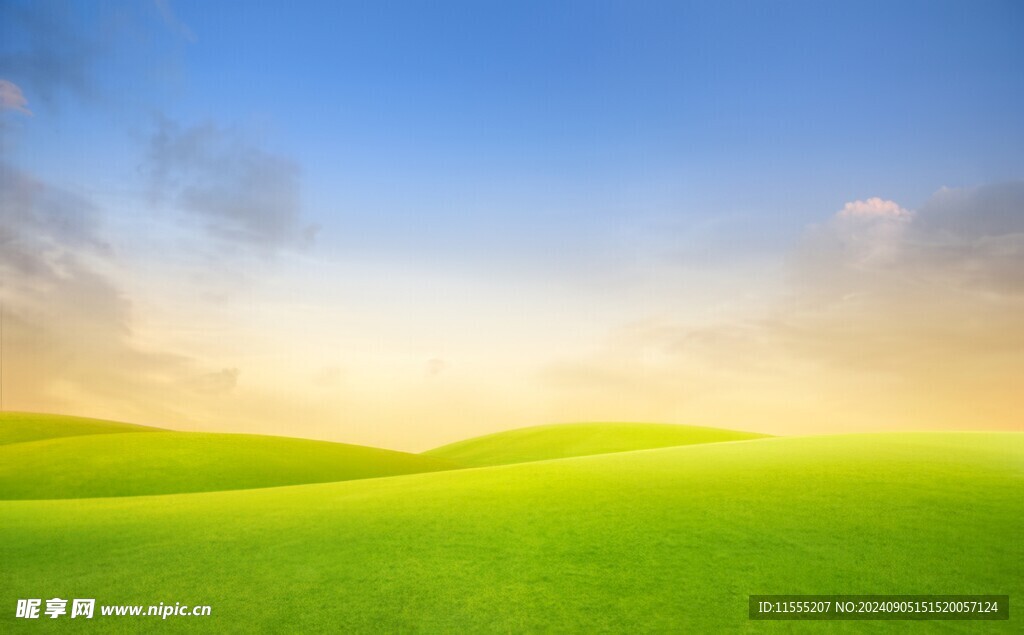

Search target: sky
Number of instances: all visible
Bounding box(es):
[0,0,1021,451]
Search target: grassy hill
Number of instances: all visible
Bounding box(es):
[1,431,1019,632]
[0,431,458,499]
[424,421,769,466]
[0,411,163,445]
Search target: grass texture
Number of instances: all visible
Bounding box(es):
[425,421,769,466]
[0,431,457,499]
[0,411,162,445]
[1,431,1020,633]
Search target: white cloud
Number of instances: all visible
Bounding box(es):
[806,197,913,269]
[837,197,910,219]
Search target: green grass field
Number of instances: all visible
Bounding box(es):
[0,411,163,445]
[2,415,1024,630]
[0,431,458,499]
[425,421,769,466]
[0,413,1020,633]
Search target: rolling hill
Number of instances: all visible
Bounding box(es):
[2,431,1019,632]
[0,431,458,499]
[0,411,164,445]
[424,421,769,466]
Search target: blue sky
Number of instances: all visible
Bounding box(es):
[10,0,1024,255]
[1,1,1022,447]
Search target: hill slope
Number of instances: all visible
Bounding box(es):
[0,432,458,499]
[424,421,769,466]
[0,411,163,445]
[1,432,1019,632]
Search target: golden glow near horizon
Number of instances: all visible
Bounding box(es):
[1,3,1021,454]
[2,185,1021,452]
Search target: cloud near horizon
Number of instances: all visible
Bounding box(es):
[0,13,323,437]
[0,90,257,426]
[797,184,1024,297]
[539,183,1024,434]
[0,159,181,416]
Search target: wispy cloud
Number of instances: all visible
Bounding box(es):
[0,160,177,416]
[147,117,317,253]
[0,80,31,115]
[0,88,247,424]
[797,183,1024,297]
[0,0,100,107]
[540,183,1024,433]
[153,0,197,43]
